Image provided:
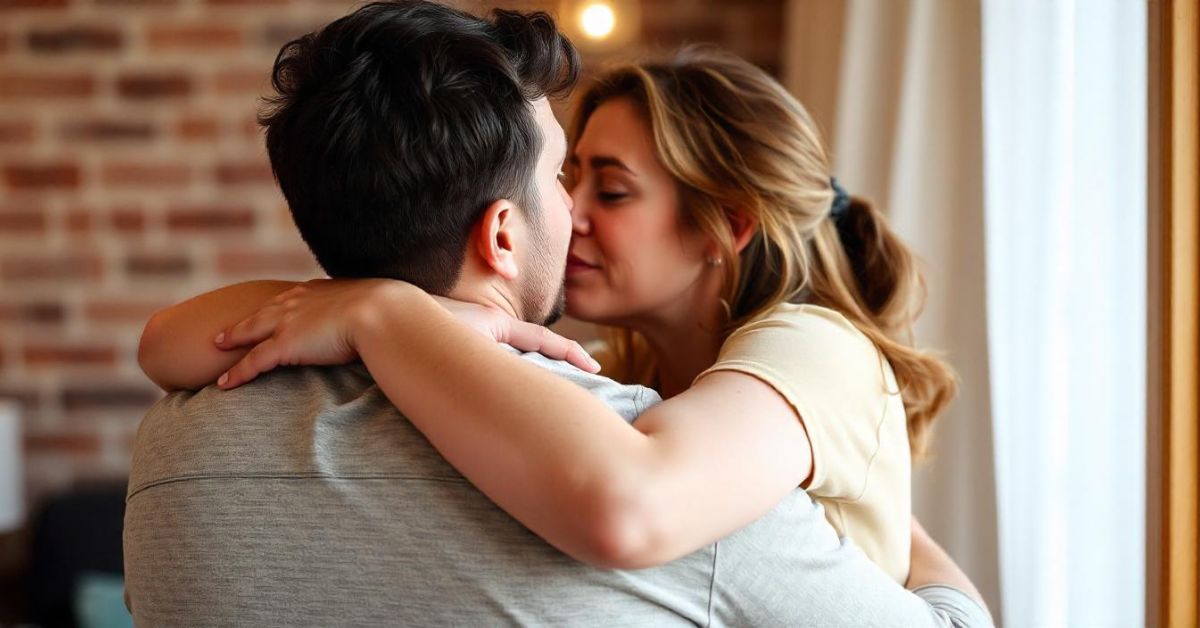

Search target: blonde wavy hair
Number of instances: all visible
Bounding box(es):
[570,47,956,459]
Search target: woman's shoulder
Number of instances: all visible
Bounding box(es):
[718,303,895,390]
[735,303,874,350]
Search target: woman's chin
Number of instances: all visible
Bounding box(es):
[564,289,605,323]
[564,301,597,322]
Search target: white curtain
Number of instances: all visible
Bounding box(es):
[787,0,1004,619]
[786,0,1148,625]
[982,1,1146,626]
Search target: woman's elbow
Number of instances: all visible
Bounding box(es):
[137,311,175,390]
[574,487,673,570]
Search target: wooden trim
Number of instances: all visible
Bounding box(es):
[1148,0,1199,626]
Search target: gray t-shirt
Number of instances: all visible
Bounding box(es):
[124,350,992,627]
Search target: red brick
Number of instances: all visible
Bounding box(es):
[83,299,166,323]
[0,254,102,281]
[0,73,95,99]
[217,249,317,275]
[214,69,268,95]
[24,433,102,455]
[166,205,254,231]
[94,0,178,6]
[62,385,161,413]
[0,120,35,144]
[124,252,192,278]
[101,162,189,186]
[62,119,154,142]
[177,114,220,141]
[215,160,273,186]
[24,344,117,368]
[0,0,69,9]
[65,211,91,234]
[27,26,123,53]
[261,22,322,49]
[147,23,243,50]
[117,72,191,100]
[204,0,285,6]
[0,208,47,234]
[3,163,81,190]
[110,208,145,233]
[0,301,64,324]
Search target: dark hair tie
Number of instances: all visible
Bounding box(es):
[829,177,851,222]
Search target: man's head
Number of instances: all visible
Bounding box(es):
[260,1,579,324]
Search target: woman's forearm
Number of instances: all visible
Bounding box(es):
[351,284,659,567]
[907,519,988,611]
[140,280,299,391]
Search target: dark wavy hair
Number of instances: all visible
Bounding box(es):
[260,0,579,293]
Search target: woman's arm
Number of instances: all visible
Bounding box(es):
[907,518,988,608]
[144,279,599,393]
[219,281,813,569]
[139,280,299,391]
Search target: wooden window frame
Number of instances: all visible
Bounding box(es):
[1147,1,1199,626]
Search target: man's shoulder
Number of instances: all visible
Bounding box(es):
[128,365,452,498]
[506,346,662,422]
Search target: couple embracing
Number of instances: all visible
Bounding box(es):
[125,2,991,626]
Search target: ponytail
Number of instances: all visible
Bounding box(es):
[809,196,957,460]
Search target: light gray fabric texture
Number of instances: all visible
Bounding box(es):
[124,349,991,627]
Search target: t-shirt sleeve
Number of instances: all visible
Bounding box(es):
[514,348,662,424]
[912,585,996,628]
[695,307,901,501]
[708,490,991,628]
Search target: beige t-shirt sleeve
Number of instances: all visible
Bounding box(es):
[695,304,912,582]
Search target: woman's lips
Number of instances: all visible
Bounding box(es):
[566,253,599,276]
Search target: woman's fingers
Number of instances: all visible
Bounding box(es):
[565,341,601,374]
[217,338,282,389]
[215,304,282,350]
[505,320,600,373]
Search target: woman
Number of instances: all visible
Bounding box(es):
[141,47,955,583]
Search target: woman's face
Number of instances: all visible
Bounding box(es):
[564,98,713,326]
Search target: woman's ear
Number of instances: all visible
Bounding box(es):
[473,199,521,280]
[727,209,759,255]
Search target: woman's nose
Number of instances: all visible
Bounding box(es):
[570,191,591,235]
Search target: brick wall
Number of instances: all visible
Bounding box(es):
[0,0,782,514]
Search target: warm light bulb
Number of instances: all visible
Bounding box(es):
[580,2,616,40]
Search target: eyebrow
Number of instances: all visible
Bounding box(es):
[567,154,636,176]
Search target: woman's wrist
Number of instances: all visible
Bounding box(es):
[347,279,430,349]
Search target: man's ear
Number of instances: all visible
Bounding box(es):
[474,199,521,280]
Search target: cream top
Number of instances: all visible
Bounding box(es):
[696,303,911,583]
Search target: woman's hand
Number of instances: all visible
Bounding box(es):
[429,295,599,373]
[213,279,598,389]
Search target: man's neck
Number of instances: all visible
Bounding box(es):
[447,278,521,321]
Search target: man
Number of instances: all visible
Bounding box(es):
[125,2,992,625]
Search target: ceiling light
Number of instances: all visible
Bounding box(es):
[580,2,616,40]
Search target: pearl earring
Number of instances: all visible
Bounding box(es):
[706,257,723,267]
